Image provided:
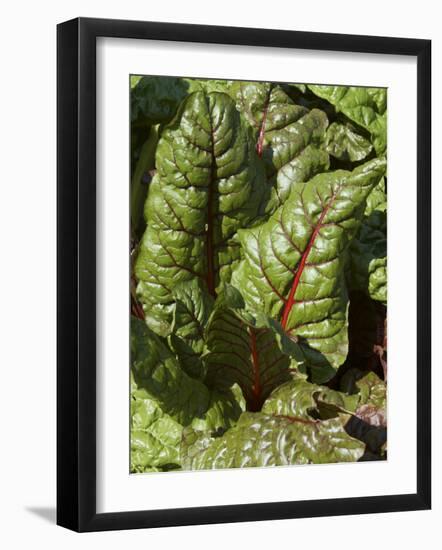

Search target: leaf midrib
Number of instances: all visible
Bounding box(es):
[256,86,272,158]
[280,185,342,330]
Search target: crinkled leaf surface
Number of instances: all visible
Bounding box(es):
[341,369,386,410]
[229,81,330,209]
[308,85,387,154]
[169,279,214,379]
[262,377,359,419]
[131,317,243,429]
[365,177,387,216]
[232,158,386,382]
[185,78,234,95]
[131,390,183,472]
[349,210,387,303]
[325,122,373,162]
[356,371,386,411]
[341,369,387,433]
[349,178,387,303]
[130,78,388,472]
[131,76,190,125]
[191,385,246,431]
[135,90,268,334]
[131,317,209,424]
[203,289,295,411]
[182,412,365,469]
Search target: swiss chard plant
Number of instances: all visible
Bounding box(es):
[130,76,387,473]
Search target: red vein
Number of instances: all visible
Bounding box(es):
[275,415,319,425]
[249,327,262,411]
[131,291,145,320]
[256,92,271,157]
[280,192,339,330]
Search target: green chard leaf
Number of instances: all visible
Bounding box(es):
[169,279,214,379]
[131,317,210,425]
[203,288,296,411]
[348,177,387,303]
[182,412,365,470]
[130,76,190,201]
[130,78,388,471]
[325,122,373,162]
[131,126,159,238]
[340,369,387,454]
[135,90,268,334]
[341,369,387,422]
[131,76,190,126]
[365,176,387,216]
[131,390,183,472]
[355,371,386,411]
[185,78,234,95]
[308,85,387,154]
[229,81,330,209]
[232,158,386,382]
[130,75,142,89]
[131,317,243,430]
[262,377,359,419]
[191,385,246,431]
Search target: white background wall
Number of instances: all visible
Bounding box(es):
[0,0,439,547]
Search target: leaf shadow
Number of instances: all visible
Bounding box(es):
[344,414,386,461]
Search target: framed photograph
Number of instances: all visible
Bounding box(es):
[57,17,431,532]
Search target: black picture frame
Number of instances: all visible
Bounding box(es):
[57,17,431,532]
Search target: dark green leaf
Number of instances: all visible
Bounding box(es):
[325,122,373,162]
[204,290,296,411]
[131,126,159,237]
[232,158,386,382]
[169,279,215,379]
[308,85,387,154]
[348,178,387,303]
[131,317,243,429]
[131,76,189,125]
[135,90,268,333]
[229,81,329,209]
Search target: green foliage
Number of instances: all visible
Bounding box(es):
[262,377,360,418]
[308,85,387,154]
[131,388,183,472]
[325,122,373,162]
[232,158,386,382]
[130,76,388,473]
[204,288,296,411]
[182,412,365,469]
[135,90,268,335]
[229,81,330,211]
[169,278,214,379]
